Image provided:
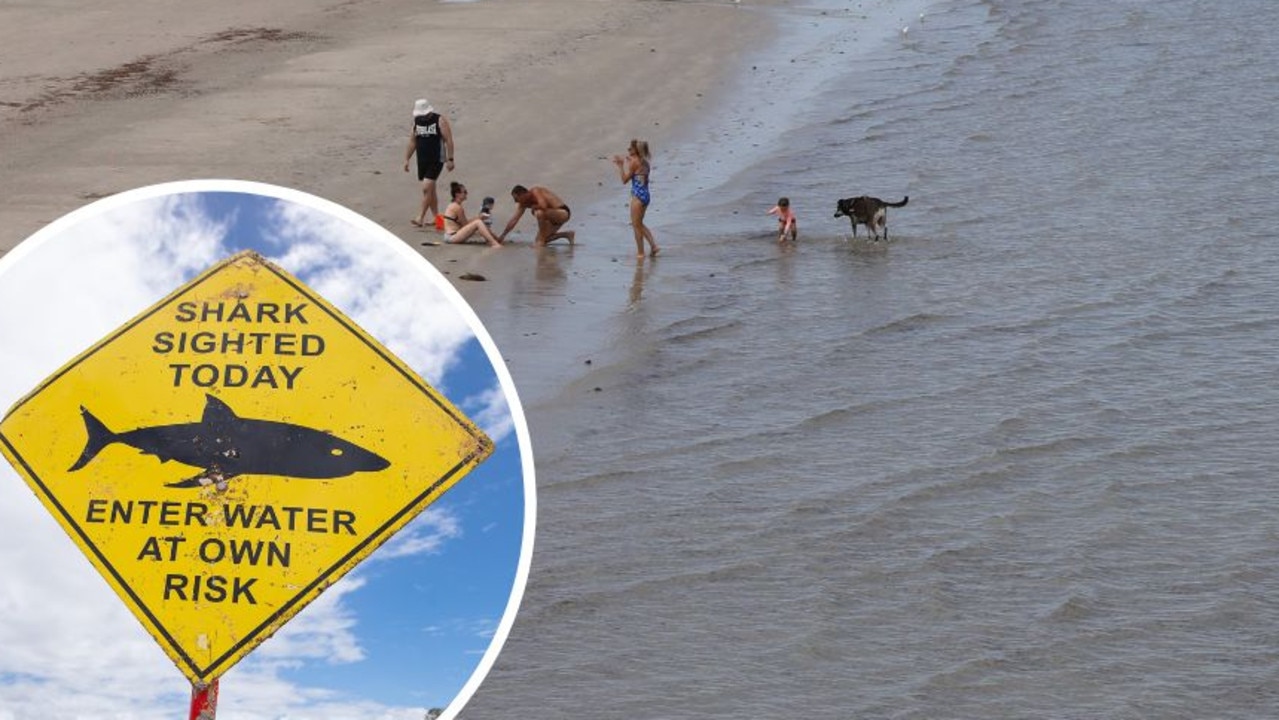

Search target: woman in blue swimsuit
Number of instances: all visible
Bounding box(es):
[612,139,660,258]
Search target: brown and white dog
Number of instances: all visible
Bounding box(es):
[833,195,909,241]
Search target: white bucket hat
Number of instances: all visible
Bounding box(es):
[412,98,434,117]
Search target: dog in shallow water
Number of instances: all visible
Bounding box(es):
[833,195,909,241]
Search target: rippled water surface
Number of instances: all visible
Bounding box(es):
[466,0,1279,717]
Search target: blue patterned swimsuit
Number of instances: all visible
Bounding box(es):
[631,161,651,206]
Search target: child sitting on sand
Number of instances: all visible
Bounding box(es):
[767,197,798,243]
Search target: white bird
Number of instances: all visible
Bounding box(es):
[901,25,909,35]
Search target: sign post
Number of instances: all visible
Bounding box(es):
[190,678,219,720]
[0,251,494,699]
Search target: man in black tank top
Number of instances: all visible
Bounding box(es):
[403,98,455,228]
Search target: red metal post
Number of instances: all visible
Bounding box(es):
[189,678,219,720]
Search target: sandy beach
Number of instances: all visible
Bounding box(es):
[0,0,779,414]
[0,0,785,473]
[0,0,769,271]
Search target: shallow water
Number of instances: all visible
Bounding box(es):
[465,0,1279,717]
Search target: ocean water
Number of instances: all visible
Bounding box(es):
[464,0,1279,717]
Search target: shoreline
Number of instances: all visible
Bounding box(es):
[1,0,936,448]
[0,0,775,257]
[0,0,778,413]
[0,0,794,476]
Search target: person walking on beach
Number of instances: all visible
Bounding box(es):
[498,185,576,246]
[441,182,503,247]
[612,139,660,258]
[403,98,455,229]
[767,197,798,243]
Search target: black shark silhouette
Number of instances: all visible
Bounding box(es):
[69,394,390,489]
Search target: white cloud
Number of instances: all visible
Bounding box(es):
[421,616,498,644]
[251,577,367,665]
[0,193,226,409]
[463,383,514,445]
[370,507,463,561]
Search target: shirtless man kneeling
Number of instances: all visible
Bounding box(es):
[499,185,576,246]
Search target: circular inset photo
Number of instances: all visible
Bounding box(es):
[0,180,534,719]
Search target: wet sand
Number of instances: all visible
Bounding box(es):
[0,0,775,409]
[0,0,768,265]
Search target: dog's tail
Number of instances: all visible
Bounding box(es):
[887,196,909,208]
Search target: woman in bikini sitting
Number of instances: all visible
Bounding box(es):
[442,182,503,247]
[612,139,659,258]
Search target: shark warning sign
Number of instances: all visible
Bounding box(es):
[0,251,494,683]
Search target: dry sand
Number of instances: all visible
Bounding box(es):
[0,0,772,293]
[0,0,784,418]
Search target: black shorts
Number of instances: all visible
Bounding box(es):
[417,156,445,181]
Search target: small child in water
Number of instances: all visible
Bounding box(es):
[767,197,798,243]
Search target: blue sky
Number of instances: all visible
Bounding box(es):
[0,182,533,719]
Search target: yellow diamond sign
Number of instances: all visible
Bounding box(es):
[0,250,493,683]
